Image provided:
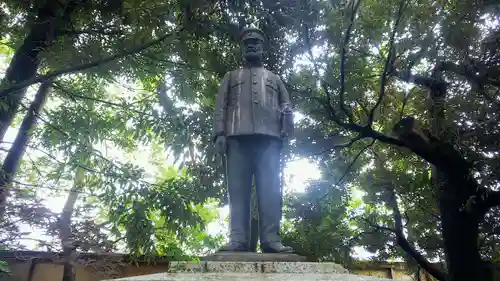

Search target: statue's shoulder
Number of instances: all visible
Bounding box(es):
[225,68,244,78]
[263,69,282,81]
[223,69,235,78]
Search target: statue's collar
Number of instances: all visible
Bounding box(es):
[242,61,263,68]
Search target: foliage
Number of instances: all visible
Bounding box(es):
[0,1,499,281]
[0,259,10,276]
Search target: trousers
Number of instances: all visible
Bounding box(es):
[225,134,282,247]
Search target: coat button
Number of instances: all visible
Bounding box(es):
[253,81,257,84]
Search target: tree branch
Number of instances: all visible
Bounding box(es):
[385,188,447,281]
[440,61,500,88]
[477,85,500,109]
[468,189,500,216]
[399,87,417,120]
[364,218,397,233]
[18,103,69,137]
[367,0,406,126]
[52,83,158,118]
[60,25,124,36]
[302,134,365,157]
[303,23,338,122]
[482,190,500,209]
[392,117,472,173]
[391,69,446,90]
[0,31,181,97]
[339,0,362,123]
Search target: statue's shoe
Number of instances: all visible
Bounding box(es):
[218,241,249,252]
[261,241,294,253]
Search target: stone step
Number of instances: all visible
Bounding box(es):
[108,261,393,281]
[112,272,394,281]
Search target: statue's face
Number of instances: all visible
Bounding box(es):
[242,38,264,63]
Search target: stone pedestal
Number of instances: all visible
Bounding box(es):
[201,252,307,262]
[108,259,394,281]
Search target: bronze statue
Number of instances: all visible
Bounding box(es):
[212,28,294,253]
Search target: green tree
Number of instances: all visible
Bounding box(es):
[0,2,499,281]
[285,0,499,280]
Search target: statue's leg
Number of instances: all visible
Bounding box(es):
[220,136,253,251]
[254,136,293,253]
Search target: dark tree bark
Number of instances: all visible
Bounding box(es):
[392,117,492,281]
[0,81,53,219]
[0,0,67,141]
[392,64,490,281]
[428,65,488,281]
[438,181,487,281]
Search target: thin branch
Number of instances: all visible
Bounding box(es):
[440,60,500,88]
[61,26,124,36]
[319,139,375,201]
[53,83,124,108]
[0,30,181,97]
[140,53,216,73]
[364,218,397,233]
[11,181,87,194]
[400,193,441,221]
[303,23,338,122]
[3,139,161,194]
[339,0,362,123]
[399,87,417,120]
[336,139,375,184]
[479,226,500,248]
[52,83,160,118]
[302,134,365,157]
[29,106,69,137]
[350,47,383,60]
[470,189,500,215]
[391,69,446,90]
[477,86,500,108]
[346,229,380,246]
[367,0,406,126]
[355,99,370,116]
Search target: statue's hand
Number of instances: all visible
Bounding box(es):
[215,135,227,155]
[281,110,294,138]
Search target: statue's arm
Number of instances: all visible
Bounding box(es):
[213,71,231,141]
[276,76,294,136]
[277,77,292,112]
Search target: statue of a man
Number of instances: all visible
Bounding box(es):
[212,28,294,253]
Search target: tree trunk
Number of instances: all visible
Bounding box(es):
[438,185,487,281]
[0,0,66,140]
[59,152,88,281]
[428,65,488,281]
[0,81,53,219]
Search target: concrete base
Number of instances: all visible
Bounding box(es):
[201,252,307,262]
[111,272,394,281]
[108,261,393,281]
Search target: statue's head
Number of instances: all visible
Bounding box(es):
[240,28,266,64]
